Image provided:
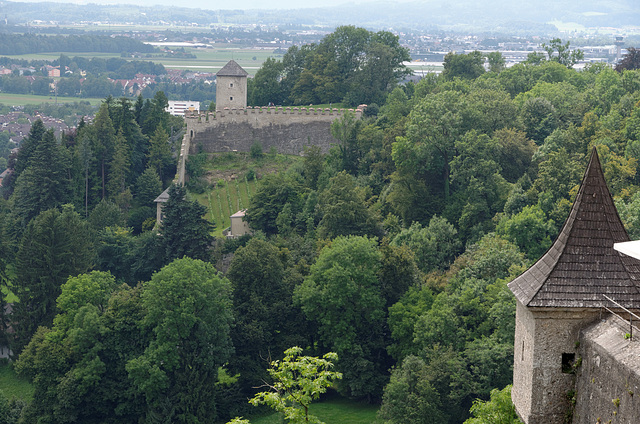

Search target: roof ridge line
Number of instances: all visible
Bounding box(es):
[508,146,640,309]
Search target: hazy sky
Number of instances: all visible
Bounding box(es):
[18,0,398,10]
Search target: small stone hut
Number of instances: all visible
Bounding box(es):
[508,148,640,424]
[229,209,250,238]
[154,187,170,223]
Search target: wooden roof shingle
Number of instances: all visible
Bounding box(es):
[508,148,640,309]
[216,60,248,77]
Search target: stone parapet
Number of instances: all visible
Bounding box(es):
[184,105,363,121]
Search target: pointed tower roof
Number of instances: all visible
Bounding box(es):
[216,60,248,77]
[508,148,640,309]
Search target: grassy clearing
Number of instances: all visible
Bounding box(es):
[193,177,256,238]
[405,63,444,73]
[241,394,379,424]
[188,152,301,237]
[0,92,103,107]
[0,362,34,402]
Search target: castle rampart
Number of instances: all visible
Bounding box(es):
[184,106,362,156]
[573,316,640,424]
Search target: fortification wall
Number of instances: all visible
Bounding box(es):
[185,106,362,156]
[574,316,640,424]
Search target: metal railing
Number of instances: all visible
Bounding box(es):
[602,294,640,340]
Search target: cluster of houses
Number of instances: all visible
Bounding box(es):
[0,64,75,77]
[113,69,215,97]
[0,112,68,143]
[0,62,217,99]
[0,112,69,187]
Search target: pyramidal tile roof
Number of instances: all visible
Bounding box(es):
[508,148,640,309]
[216,60,248,77]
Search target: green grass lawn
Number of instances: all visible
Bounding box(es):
[0,92,103,107]
[0,362,34,401]
[241,394,379,424]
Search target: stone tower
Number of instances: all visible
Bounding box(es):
[216,60,248,110]
[508,148,640,424]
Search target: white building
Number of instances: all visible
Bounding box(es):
[166,100,200,116]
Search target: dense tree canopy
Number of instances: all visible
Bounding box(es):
[9,33,640,424]
[248,25,410,107]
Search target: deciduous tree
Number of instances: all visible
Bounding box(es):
[295,236,388,400]
[442,51,485,80]
[542,38,584,68]
[127,257,234,423]
[377,355,446,424]
[227,239,309,396]
[391,216,461,273]
[248,347,341,424]
[463,385,520,424]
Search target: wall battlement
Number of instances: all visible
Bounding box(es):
[185,106,362,121]
[184,106,364,157]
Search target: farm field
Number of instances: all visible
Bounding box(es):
[160,47,281,73]
[0,93,103,107]
[3,46,281,75]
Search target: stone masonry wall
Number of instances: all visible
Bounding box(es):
[216,75,247,110]
[512,301,536,422]
[513,306,600,424]
[574,315,640,424]
[185,107,362,156]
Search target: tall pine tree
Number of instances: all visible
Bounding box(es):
[92,103,116,200]
[14,119,46,178]
[12,205,95,354]
[106,130,130,200]
[147,126,174,184]
[12,129,72,225]
[160,184,213,263]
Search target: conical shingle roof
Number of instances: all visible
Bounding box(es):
[216,60,248,77]
[508,148,640,309]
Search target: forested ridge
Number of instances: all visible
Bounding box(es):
[2,30,640,423]
[0,33,155,56]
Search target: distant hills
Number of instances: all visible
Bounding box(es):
[0,0,638,33]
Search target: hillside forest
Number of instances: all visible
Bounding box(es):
[3,26,640,423]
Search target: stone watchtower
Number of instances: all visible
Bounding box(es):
[216,60,248,110]
[508,148,640,424]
